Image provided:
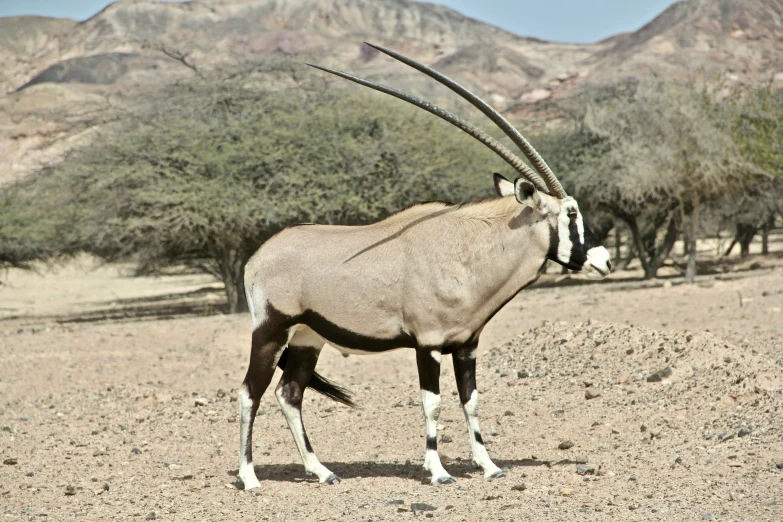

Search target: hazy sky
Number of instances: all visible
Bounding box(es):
[0,0,679,43]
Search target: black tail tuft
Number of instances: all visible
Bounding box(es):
[276,348,355,407]
[308,371,355,407]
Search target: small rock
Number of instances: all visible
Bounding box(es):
[503,410,514,416]
[517,370,530,379]
[559,487,574,496]
[164,462,183,469]
[511,483,527,491]
[719,432,736,443]
[558,440,574,450]
[625,348,634,355]
[585,387,601,400]
[216,389,226,398]
[487,427,501,436]
[410,503,437,514]
[723,356,733,364]
[145,512,157,520]
[65,485,76,496]
[386,499,404,505]
[440,434,453,443]
[775,462,783,470]
[640,424,647,433]
[702,513,714,520]
[629,474,637,481]
[3,458,17,465]
[646,366,673,382]
[674,456,683,465]
[103,483,109,492]
[131,448,142,454]
[194,397,209,407]
[576,465,595,475]
[738,428,751,438]
[26,471,34,477]
[92,450,109,457]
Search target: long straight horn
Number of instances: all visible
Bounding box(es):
[365,42,568,199]
[307,63,549,193]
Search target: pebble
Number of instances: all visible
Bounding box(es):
[702,513,714,520]
[145,512,157,520]
[487,427,501,436]
[775,462,783,470]
[194,397,209,407]
[131,448,142,454]
[386,500,404,505]
[503,410,514,416]
[558,440,574,450]
[585,387,601,400]
[93,450,109,457]
[440,434,453,443]
[738,428,751,438]
[517,370,530,379]
[65,485,76,496]
[3,458,17,465]
[576,465,595,475]
[410,503,437,514]
[559,487,574,496]
[629,474,637,481]
[26,472,34,477]
[164,462,183,469]
[103,483,109,492]
[511,483,527,491]
[216,389,226,398]
[646,366,673,382]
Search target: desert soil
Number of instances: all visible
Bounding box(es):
[1,258,782,521]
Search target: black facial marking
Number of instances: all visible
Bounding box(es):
[426,436,438,451]
[474,431,484,445]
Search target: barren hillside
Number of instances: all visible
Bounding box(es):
[1,0,782,184]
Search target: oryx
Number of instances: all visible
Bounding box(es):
[237,43,612,489]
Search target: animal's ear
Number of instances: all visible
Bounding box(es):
[493,173,515,197]
[514,178,546,212]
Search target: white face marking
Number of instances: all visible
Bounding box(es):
[584,246,612,279]
[430,350,442,364]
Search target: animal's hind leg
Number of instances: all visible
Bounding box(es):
[275,328,340,484]
[237,321,287,490]
[453,344,504,479]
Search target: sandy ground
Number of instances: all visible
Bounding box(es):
[1,258,782,521]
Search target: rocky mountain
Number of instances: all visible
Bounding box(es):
[1,0,782,183]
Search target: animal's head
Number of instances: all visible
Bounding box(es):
[493,174,611,278]
[311,43,612,280]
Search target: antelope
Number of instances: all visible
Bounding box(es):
[237,43,612,489]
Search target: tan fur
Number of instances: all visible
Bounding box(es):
[244,193,563,350]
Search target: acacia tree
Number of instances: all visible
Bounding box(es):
[723,86,783,255]
[543,79,747,280]
[13,74,507,312]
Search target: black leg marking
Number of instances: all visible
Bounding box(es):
[416,348,453,484]
[276,345,339,483]
[453,343,504,479]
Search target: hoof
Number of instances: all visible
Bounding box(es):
[488,470,506,480]
[324,474,341,485]
[434,476,456,485]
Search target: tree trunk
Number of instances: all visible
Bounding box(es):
[626,214,679,280]
[737,223,756,257]
[761,216,773,255]
[685,200,699,284]
[218,248,249,314]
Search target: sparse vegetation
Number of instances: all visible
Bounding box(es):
[1,74,506,311]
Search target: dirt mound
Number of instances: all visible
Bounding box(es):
[488,320,781,448]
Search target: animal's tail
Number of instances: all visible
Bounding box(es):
[276,348,355,407]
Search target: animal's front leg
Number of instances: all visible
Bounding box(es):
[453,345,505,479]
[415,347,454,485]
